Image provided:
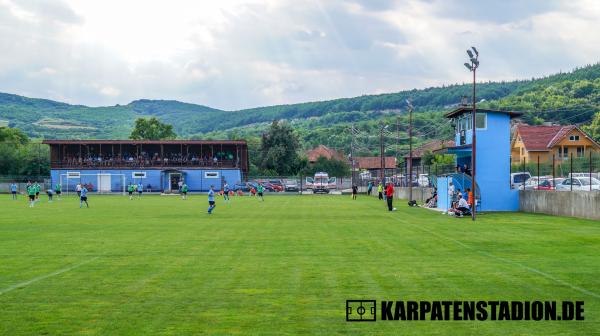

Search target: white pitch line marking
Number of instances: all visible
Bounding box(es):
[394,213,600,300]
[0,256,99,295]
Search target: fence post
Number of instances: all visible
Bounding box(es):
[537,155,540,189]
[552,154,555,189]
[570,153,573,192]
[590,151,593,192]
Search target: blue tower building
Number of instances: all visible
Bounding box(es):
[436,107,522,211]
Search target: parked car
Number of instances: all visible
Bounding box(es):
[268,179,285,192]
[510,172,531,189]
[417,174,429,187]
[283,179,299,192]
[519,176,553,190]
[556,177,600,191]
[569,172,600,180]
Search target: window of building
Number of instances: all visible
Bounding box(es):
[204,172,219,179]
[569,135,580,141]
[475,113,487,129]
[563,147,569,158]
[577,146,584,157]
[67,172,80,179]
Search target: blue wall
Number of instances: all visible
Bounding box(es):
[50,169,243,192]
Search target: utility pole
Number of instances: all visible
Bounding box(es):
[379,121,385,183]
[350,123,355,188]
[407,99,414,205]
[464,46,479,221]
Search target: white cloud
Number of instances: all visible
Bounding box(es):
[0,0,599,110]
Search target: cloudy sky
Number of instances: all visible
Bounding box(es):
[0,0,599,110]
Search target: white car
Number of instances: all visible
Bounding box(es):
[556,177,600,191]
[510,172,531,189]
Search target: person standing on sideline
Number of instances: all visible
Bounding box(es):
[207,185,216,214]
[377,182,383,200]
[76,183,82,197]
[367,181,373,196]
[10,183,17,200]
[55,183,62,201]
[223,183,230,203]
[385,182,396,211]
[257,184,265,201]
[80,185,89,208]
[351,185,358,200]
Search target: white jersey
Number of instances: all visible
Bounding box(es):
[458,198,469,208]
[76,184,82,192]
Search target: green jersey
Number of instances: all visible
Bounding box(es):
[55,184,61,192]
[182,185,188,192]
[257,185,264,193]
[34,184,40,193]
[128,185,134,192]
[27,186,36,196]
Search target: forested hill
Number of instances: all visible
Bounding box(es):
[1,63,599,150]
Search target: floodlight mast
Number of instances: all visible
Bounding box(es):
[406,99,414,206]
[465,47,479,221]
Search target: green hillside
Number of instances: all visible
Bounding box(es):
[1,63,599,156]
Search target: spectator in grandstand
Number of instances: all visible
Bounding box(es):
[10,183,17,200]
[463,164,471,176]
[385,182,396,211]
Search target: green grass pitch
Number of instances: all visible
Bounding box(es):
[0,194,598,335]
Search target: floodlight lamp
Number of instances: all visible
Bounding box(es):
[471,46,479,56]
[467,50,474,58]
[464,63,472,71]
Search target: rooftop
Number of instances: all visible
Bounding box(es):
[444,107,523,119]
[42,139,247,145]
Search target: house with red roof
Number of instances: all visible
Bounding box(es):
[305,145,346,163]
[511,125,600,163]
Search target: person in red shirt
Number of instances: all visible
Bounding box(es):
[385,182,396,211]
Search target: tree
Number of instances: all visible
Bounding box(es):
[129,117,177,140]
[301,156,350,177]
[582,111,600,142]
[258,120,302,175]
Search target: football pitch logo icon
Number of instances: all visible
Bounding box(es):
[346,300,376,322]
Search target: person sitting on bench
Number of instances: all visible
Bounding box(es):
[455,194,471,217]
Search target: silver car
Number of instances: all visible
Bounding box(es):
[556,177,600,191]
